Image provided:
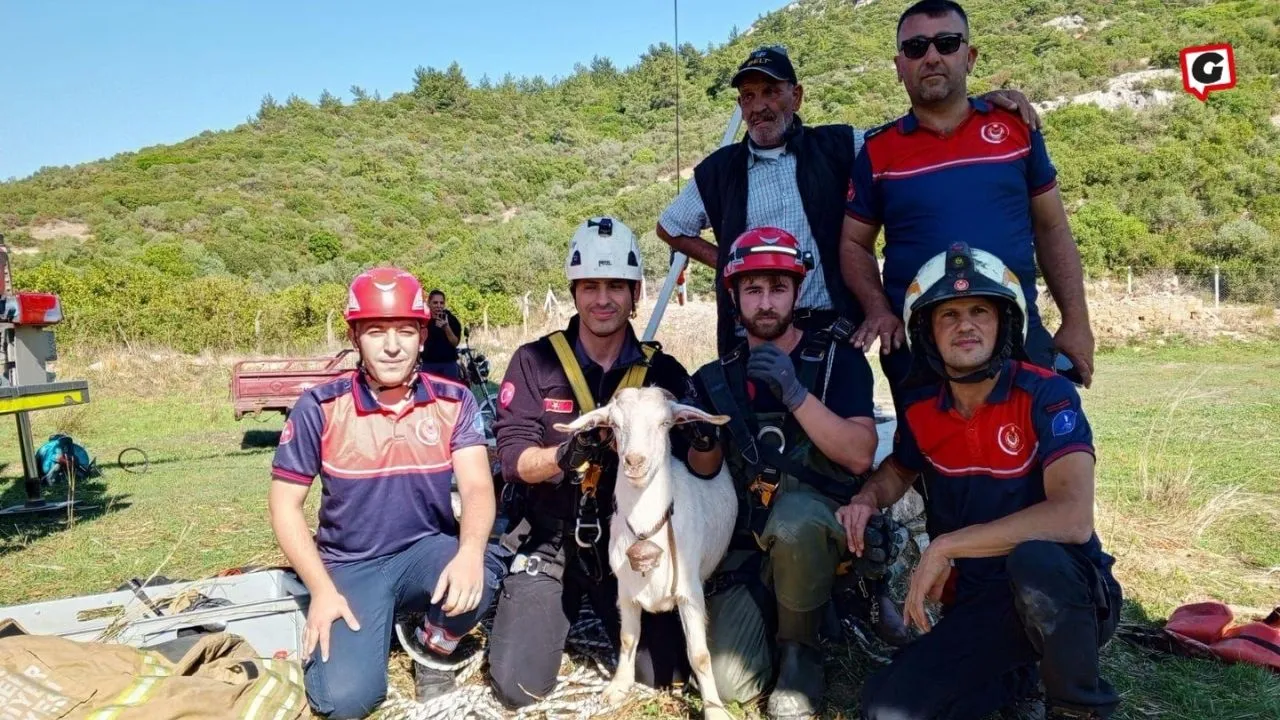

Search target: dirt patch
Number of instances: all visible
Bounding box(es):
[26,220,91,241]
[1043,14,1086,31]
[1041,277,1280,346]
[1037,69,1179,114]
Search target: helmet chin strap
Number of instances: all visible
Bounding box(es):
[357,360,419,392]
[920,305,1019,385]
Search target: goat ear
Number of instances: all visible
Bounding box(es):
[552,406,613,434]
[671,403,731,426]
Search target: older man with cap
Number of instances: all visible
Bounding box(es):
[657,45,1040,357]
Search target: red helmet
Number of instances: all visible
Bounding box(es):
[722,227,811,290]
[344,267,432,325]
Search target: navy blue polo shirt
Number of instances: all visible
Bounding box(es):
[272,371,486,565]
[845,98,1058,324]
[890,360,1110,602]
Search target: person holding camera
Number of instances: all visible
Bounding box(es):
[420,289,464,382]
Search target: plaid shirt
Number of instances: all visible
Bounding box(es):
[659,127,865,311]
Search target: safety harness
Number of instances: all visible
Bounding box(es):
[505,331,657,584]
[697,324,857,521]
[697,322,896,628]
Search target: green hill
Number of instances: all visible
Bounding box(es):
[2,0,1277,352]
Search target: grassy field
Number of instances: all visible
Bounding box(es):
[0,336,1277,718]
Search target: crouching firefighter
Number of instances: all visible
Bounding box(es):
[268,268,506,719]
[691,228,909,720]
[847,243,1123,720]
[486,217,725,708]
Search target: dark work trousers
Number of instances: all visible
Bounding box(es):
[487,536,690,708]
[860,541,1123,720]
[880,318,1057,422]
[304,534,506,719]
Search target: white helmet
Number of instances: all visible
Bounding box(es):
[903,242,1029,383]
[566,217,644,283]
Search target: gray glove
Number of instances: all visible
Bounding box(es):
[747,343,807,412]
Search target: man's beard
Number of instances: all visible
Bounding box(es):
[747,111,789,147]
[742,308,792,341]
[912,69,961,105]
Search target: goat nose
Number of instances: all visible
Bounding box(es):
[624,452,644,469]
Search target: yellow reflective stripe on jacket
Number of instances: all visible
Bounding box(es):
[248,659,305,720]
[548,332,657,413]
[85,653,171,720]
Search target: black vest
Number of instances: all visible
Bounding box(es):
[693,119,866,355]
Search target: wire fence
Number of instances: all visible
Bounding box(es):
[1087,266,1280,309]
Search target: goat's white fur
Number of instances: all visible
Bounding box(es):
[554,387,736,720]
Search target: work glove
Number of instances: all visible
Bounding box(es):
[747,343,807,412]
[677,421,717,453]
[555,428,612,476]
[853,513,903,580]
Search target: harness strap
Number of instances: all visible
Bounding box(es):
[545,331,659,579]
[549,331,598,412]
[700,336,855,505]
[548,331,658,413]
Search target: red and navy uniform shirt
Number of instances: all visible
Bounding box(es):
[845,97,1058,324]
[889,361,1112,601]
[271,370,486,565]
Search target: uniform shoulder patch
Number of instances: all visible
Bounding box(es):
[1051,409,1079,437]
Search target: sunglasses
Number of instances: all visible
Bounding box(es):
[899,33,967,60]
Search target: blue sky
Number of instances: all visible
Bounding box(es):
[1,0,783,181]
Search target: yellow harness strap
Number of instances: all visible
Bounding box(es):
[547,331,656,413]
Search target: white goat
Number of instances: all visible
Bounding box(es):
[554,386,737,720]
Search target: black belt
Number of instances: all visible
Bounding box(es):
[792,308,839,326]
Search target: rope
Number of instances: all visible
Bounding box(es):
[378,603,652,720]
[378,521,936,719]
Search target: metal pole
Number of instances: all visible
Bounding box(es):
[17,412,42,505]
[643,105,743,342]
[1214,265,1221,308]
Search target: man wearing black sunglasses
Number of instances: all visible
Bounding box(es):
[841,0,1094,416]
[657,43,1043,361]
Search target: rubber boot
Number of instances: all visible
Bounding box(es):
[768,609,824,720]
[413,662,455,704]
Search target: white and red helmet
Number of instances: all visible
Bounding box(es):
[722,227,812,290]
[344,267,432,326]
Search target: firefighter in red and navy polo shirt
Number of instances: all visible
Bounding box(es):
[838,244,1122,720]
[840,1,1096,415]
[268,267,505,719]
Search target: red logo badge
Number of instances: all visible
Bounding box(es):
[997,423,1024,456]
[980,121,1009,144]
[1180,43,1236,102]
[279,419,295,445]
[499,382,516,409]
[953,278,970,292]
[544,398,575,414]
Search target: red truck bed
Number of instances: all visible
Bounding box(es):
[229,349,358,420]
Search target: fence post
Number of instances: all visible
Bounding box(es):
[1213,265,1221,309]
[1126,266,1132,296]
[325,310,336,349]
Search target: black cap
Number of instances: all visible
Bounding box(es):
[730,46,798,87]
